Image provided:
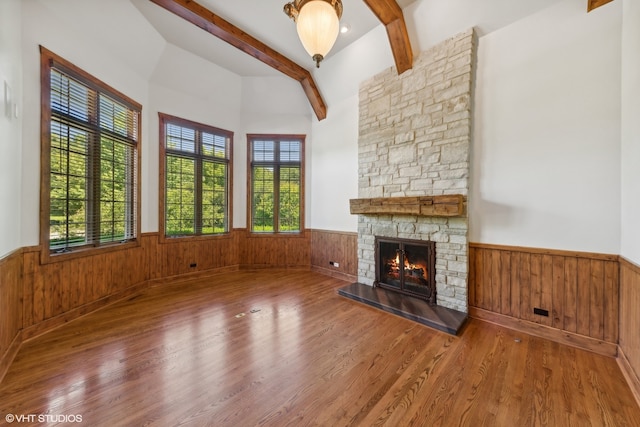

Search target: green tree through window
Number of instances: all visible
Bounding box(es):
[42,47,140,254]
[160,114,232,237]
[249,136,304,233]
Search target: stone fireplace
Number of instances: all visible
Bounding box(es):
[353,28,476,313]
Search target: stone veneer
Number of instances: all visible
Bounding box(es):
[357,28,476,313]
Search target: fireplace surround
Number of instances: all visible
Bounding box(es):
[354,28,476,313]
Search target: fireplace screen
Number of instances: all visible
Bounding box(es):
[375,237,436,304]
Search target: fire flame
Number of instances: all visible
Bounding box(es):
[391,253,421,271]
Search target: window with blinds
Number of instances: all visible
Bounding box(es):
[160,114,231,237]
[41,47,141,254]
[248,135,304,233]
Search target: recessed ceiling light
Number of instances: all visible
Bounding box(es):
[340,24,351,34]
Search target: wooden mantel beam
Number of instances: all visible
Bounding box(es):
[587,0,615,12]
[149,0,328,121]
[362,0,413,74]
[350,195,465,217]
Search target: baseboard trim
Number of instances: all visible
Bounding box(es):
[469,307,618,358]
[0,330,23,384]
[311,265,356,283]
[618,345,640,408]
[148,265,241,287]
[238,264,311,270]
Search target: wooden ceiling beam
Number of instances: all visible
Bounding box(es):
[149,0,327,120]
[362,0,413,74]
[587,0,615,12]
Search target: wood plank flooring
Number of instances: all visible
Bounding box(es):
[1,270,639,426]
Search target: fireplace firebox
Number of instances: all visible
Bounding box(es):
[375,237,436,304]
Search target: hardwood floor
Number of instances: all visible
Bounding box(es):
[1,270,639,426]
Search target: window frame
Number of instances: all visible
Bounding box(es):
[39,46,142,263]
[159,113,233,241]
[247,134,305,235]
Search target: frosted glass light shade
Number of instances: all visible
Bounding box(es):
[296,1,340,63]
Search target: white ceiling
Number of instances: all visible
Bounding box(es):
[129,0,564,78]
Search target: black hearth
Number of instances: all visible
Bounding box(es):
[375,237,436,304]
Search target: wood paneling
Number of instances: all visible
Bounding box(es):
[619,257,640,405]
[469,243,619,346]
[19,232,244,341]
[158,232,239,278]
[310,229,358,281]
[238,229,311,268]
[0,249,23,383]
[21,236,154,338]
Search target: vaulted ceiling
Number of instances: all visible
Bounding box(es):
[145,0,414,120]
[129,0,614,120]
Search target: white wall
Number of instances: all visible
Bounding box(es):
[470,0,622,254]
[309,95,359,232]
[0,0,23,258]
[408,0,562,48]
[148,43,243,232]
[621,0,640,264]
[307,26,394,232]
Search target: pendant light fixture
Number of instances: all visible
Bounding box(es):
[284,0,343,68]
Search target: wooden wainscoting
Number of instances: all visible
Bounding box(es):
[238,229,311,268]
[310,229,358,281]
[619,257,640,405]
[0,249,23,383]
[469,243,619,357]
[21,236,155,339]
[156,231,240,279]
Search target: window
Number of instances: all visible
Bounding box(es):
[248,135,304,233]
[160,114,232,237]
[41,47,141,255]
